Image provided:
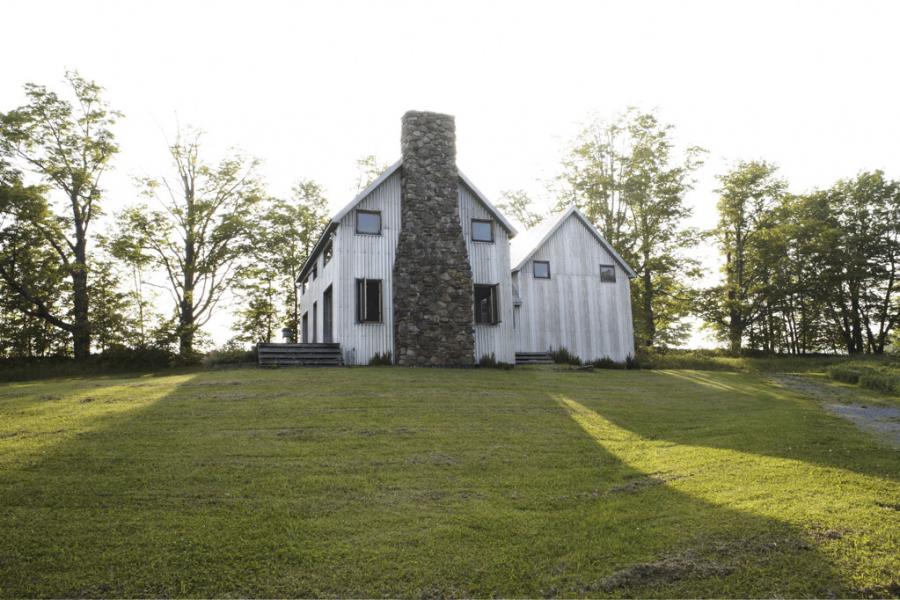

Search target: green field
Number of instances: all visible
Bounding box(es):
[1,366,898,597]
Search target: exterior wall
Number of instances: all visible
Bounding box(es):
[459,183,515,364]
[514,215,635,362]
[297,231,337,345]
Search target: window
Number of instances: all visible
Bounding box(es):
[356,210,382,235]
[599,264,616,283]
[533,260,550,279]
[323,240,333,265]
[312,263,318,280]
[474,284,499,325]
[356,278,383,322]
[300,277,308,295]
[471,219,494,243]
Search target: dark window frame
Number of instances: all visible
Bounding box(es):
[533,260,551,279]
[355,209,382,235]
[356,278,383,323]
[323,239,333,265]
[474,283,500,325]
[599,264,616,283]
[312,263,318,280]
[471,219,494,243]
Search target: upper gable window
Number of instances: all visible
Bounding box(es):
[356,210,382,235]
[471,219,494,243]
[323,239,333,265]
[312,264,318,280]
[533,260,550,279]
[599,264,616,283]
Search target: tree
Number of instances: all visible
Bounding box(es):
[120,128,264,358]
[497,189,544,229]
[0,72,120,359]
[354,155,389,191]
[233,265,279,344]
[558,109,706,347]
[705,161,787,353]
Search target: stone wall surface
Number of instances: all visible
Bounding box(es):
[393,111,475,365]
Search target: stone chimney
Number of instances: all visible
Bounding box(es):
[393,111,475,366]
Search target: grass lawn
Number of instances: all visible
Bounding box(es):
[1,366,898,597]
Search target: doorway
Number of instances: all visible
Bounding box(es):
[323,286,333,343]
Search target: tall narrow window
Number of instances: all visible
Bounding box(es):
[599,264,616,283]
[312,263,318,280]
[356,210,382,235]
[323,239,333,265]
[474,284,499,325]
[533,260,550,279]
[471,219,494,243]
[356,278,383,322]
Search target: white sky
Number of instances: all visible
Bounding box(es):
[3,0,899,348]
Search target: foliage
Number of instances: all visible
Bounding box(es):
[549,346,582,365]
[368,351,393,366]
[828,362,900,394]
[354,154,390,191]
[0,72,120,359]
[117,127,264,358]
[477,353,514,369]
[202,340,257,367]
[0,368,896,596]
[558,109,705,348]
[496,189,544,229]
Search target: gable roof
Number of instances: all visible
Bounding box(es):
[510,206,637,278]
[297,161,517,282]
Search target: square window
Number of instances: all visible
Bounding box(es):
[533,260,550,279]
[356,210,382,235]
[471,219,494,243]
[599,264,616,283]
[474,284,499,325]
[356,278,383,322]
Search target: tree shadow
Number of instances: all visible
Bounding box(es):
[580,368,900,482]
[0,369,877,597]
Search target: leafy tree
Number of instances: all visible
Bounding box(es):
[354,155,389,191]
[0,72,120,359]
[119,128,264,358]
[233,265,279,344]
[558,109,705,347]
[497,189,544,229]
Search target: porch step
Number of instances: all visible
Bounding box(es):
[258,343,343,367]
[515,352,554,365]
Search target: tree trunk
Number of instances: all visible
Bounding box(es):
[71,229,91,361]
[179,241,195,357]
[642,268,654,347]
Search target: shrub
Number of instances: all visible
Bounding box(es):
[592,356,625,369]
[478,353,514,370]
[98,344,175,368]
[550,347,582,366]
[859,372,900,394]
[828,364,862,385]
[203,345,257,367]
[625,354,641,370]
[368,351,393,366]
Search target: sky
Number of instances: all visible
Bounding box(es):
[3,0,899,348]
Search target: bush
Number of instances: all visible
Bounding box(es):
[98,344,175,368]
[550,347,582,366]
[478,353,514,370]
[368,351,393,366]
[828,363,900,394]
[625,354,641,370]
[859,372,900,394]
[202,345,257,367]
[592,356,625,369]
[828,364,862,385]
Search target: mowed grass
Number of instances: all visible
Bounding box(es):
[0,367,897,598]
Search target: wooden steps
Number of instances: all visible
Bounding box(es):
[515,351,554,365]
[258,343,343,367]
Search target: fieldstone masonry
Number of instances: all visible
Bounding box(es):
[393,111,475,366]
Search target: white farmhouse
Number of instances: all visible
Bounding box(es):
[274,111,635,367]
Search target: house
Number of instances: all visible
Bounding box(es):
[510,207,636,362]
[293,110,635,366]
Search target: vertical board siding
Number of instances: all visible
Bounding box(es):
[459,183,516,364]
[514,215,635,362]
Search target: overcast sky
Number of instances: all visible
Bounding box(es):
[3,0,899,347]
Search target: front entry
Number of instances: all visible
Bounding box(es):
[312,301,318,343]
[323,285,333,343]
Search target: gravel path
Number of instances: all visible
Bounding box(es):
[772,374,900,448]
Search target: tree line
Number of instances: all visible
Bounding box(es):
[1,73,897,362]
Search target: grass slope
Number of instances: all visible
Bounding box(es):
[0,367,897,597]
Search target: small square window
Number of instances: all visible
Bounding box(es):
[356,210,382,235]
[471,219,494,243]
[533,261,550,279]
[474,284,499,325]
[599,264,616,283]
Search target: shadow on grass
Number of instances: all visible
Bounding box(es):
[0,368,869,597]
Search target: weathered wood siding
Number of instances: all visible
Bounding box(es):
[514,214,635,361]
[459,183,516,364]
